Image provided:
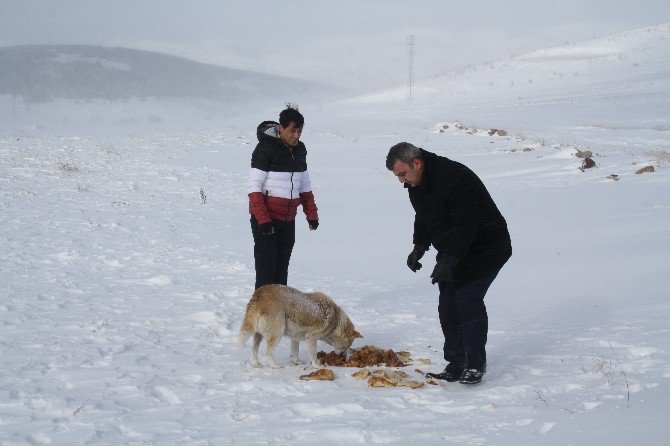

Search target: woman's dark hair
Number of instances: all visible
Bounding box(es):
[279,104,304,128]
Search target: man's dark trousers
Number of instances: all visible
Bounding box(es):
[250,217,295,290]
[438,269,501,369]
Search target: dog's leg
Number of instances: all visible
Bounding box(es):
[306,336,321,367]
[264,334,282,368]
[289,339,304,365]
[250,333,262,367]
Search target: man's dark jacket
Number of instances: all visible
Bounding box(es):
[407,149,512,282]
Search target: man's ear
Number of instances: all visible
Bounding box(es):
[413,158,423,170]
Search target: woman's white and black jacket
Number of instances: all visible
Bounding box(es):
[248,121,318,225]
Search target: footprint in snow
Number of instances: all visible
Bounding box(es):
[145,275,171,285]
[152,386,181,405]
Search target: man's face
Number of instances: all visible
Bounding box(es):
[278,122,303,147]
[392,158,424,187]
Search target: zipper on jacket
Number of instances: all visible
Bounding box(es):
[286,148,295,220]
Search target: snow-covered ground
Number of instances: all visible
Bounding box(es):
[1,25,670,445]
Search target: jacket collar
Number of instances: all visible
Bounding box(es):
[405,149,436,191]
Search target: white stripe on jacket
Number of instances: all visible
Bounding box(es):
[248,168,312,199]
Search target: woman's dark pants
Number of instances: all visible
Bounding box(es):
[250,217,295,290]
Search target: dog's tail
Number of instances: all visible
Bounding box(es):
[237,308,255,346]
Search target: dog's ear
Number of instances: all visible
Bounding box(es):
[354,330,363,339]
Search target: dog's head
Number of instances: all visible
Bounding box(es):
[330,317,363,356]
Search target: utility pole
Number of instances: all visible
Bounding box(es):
[407,35,415,100]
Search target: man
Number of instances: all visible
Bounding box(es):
[248,106,319,289]
[386,142,511,384]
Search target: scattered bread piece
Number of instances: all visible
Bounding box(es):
[351,368,372,380]
[366,370,424,389]
[397,380,424,389]
[368,375,397,388]
[300,369,334,381]
[371,370,408,380]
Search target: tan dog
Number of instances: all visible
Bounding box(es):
[238,284,362,368]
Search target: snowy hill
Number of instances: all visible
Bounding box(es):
[358,24,670,107]
[0,45,338,103]
[1,24,669,445]
[0,45,345,132]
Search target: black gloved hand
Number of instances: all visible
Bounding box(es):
[308,220,319,230]
[431,254,457,285]
[407,245,428,272]
[259,222,275,236]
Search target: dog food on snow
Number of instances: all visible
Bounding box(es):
[318,345,408,368]
[299,368,335,381]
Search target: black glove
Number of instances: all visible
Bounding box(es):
[407,245,428,272]
[431,254,457,285]
[259,222,275,236]
[308,220,319,230]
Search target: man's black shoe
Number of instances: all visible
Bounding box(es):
[425,360,465,382]
[459,364,486,384]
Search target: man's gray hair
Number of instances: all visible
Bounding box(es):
[386,142,423,171]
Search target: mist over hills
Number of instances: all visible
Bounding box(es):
[0,45,341,104]
[359,24,670,107]
[2,24,668,134]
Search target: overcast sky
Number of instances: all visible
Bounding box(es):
[1,0,668,90]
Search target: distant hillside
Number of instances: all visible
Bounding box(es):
[357,23,670,105]
[0,45,341,104]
